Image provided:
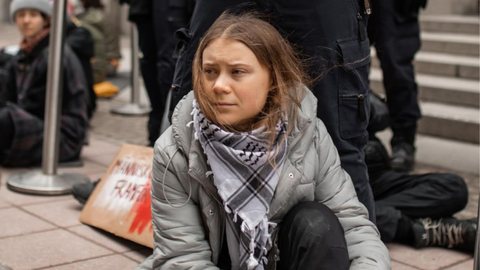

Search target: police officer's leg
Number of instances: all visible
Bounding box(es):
[271,0,375,221]
[134,14,162,146]
[370,0,422,171]
[151,0,190,138]
[278,202,349,270]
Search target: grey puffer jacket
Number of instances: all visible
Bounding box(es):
[138,90,390,269]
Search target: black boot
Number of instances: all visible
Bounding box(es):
[72,179,99,205]
[390,142,415,172]
[412,217,477,253]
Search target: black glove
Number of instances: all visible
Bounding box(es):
[368,91,390,135]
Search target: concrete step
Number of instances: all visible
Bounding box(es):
[370,68,480,108]
[371,50,479,80]
[421,32,480,56]
[377,129,479,175]
[418,101,479,144]
[421,15,480,35]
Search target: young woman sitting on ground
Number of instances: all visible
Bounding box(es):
[138,12,390,270]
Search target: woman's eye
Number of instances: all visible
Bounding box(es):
[232,69,245,75]
[203,68,216,76]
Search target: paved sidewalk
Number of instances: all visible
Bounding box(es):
[0,21,477,270]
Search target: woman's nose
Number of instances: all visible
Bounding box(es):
[212,73,230,94]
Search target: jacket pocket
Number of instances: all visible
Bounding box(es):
[337,38,370,140]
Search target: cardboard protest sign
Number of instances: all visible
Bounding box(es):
[80,144,154,248]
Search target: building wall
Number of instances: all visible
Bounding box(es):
[1,0,12,22]
[424,0,479,15]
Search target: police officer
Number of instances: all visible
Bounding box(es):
[368,0,426,172]
[169,0,376,221]
[121,0,193,146]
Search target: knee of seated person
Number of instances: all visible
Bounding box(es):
[284,202,343,239]
[445,173,468,209]
[435,173,469,211]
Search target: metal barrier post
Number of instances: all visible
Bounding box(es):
[110,24,150,115]
[7,0,89,195]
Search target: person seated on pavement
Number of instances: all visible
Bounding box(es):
[137,12,389,270]
[0,0,89,167]
[367,93,477,254]
[70,0,119,98]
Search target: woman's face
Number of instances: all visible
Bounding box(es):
[201,38,271,130]
[15,9,47,40]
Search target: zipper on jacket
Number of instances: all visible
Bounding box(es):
[189,169,226,264]
[356,12,366,41]
[189,169,223,205]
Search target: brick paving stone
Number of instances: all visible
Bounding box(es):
[22,198,84,227]
[0,183,71,206]
[68,224,142,253]
[0,263,12,270]
[0,229,112,270]
[57,160,107,178]
[82,137,121,159]
[81,151,120,168]
[0,207,54,238]
[90,100,149,147]
[45,254,138,270]
[122,248,151,263]
[0,198,10,209]
[387,243,472,270]
[391,260,421,270]
[443,259,474,270]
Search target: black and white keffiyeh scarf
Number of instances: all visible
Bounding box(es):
[191,100,287,270]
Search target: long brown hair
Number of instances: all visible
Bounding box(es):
[193,12,309,148]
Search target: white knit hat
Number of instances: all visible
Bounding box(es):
[10,0,53,21]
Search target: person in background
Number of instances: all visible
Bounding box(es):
[103,0,123,77]
[72,0,119,98]
[119,0,193,146]
[368,0,427,172]
[0,0,89,167]
[367,93,477,253]
[138,12,389,270]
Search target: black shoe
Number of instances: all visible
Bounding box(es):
[390,142,415,172]
[412,217,477,253]
[72,179,99,205]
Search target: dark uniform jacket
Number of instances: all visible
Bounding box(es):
[0,35,88,167]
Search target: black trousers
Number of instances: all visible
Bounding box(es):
[277,202,349,270]
[368,0,423,145]
[373,171,468,242]
[170,0,376,221]
[0,106,14,152]
[133,1,190,146]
